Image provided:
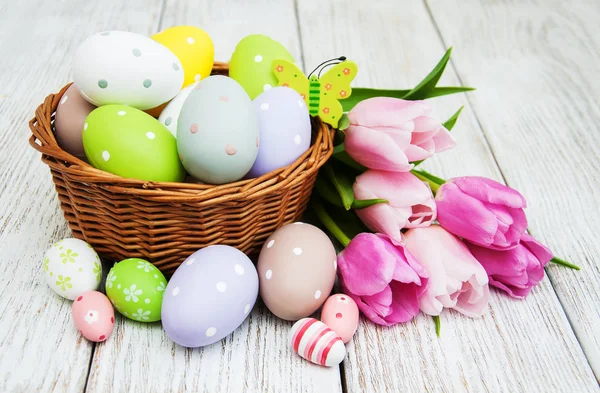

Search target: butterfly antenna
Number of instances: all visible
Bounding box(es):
[308,56,346,78]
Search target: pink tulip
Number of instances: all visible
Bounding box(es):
[436,177,528,250]
[466,233,553,299]
[337,233,428,326]
[344,97,455,172]
[353,170,436,242]
[404,225,489,318]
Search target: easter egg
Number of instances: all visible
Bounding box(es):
[72,30,183,110]
[72,291,115,342]
[321,294,359,343]
[43,238,101,300]
[177,76,259,184]
[158,82,197,137]
[152,26,214,88]
[229,34,294,99]
[54,84,96,159]
[289,318,346,367]
[257,222,337,321]
[247,87,311,178]
[83,104,185,182]
[162,246,259,348]
[105,258,167,322]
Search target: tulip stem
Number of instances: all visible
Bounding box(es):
[311,197,352,247]
[433,315,441,337]
[412,170,444,194]
[550,256,581,270]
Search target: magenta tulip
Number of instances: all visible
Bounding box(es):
[404,225,490,318]
[353,170,436,242]
[337,233,428,326]
[466,233,553,298]
[344,97,455,172]
[435,176,528,250]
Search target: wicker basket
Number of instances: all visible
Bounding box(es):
[29,62,334,275]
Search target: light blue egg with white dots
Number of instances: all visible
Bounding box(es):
[72,31,184,110]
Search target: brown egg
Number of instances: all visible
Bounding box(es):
[144,101,169,118]
[258,222,337,321]
[54,84,95,158]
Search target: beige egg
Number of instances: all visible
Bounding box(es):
[258,222,337,321]
[54,84,96,158]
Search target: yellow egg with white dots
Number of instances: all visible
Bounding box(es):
[152,26,214,88]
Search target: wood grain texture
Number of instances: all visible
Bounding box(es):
[296,0,599,391]
[0,0,164,392]
[85,1,342,392]
[426,0,600,380]
[87,305,341,393]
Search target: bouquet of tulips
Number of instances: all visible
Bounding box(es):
[311,49,578,332]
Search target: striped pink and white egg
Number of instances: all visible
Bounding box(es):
[289,317,346,367]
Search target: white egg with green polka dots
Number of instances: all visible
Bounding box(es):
[158,82,198,138]
[43,238,102,300]
[72,31,184,110]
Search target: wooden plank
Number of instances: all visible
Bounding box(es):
[85,1,342,392]
[0,1,164,392]
[296,0,599,391]
[426,0,600,380]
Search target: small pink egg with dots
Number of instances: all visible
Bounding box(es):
[320,294,359,343]
[72,291,115,343]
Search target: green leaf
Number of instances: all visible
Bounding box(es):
[433,315,441,337]
[550,256,581,270]
[412,169,446,185]
[352,198,388,209]
[341,86,474,112]
[402,47,453,100]
[338,114,350,130]
[442,106,464,131]
[333,143,345,155]
[425,86,475,99]
[326,204,370,240]
[333,150,367,172]
[324,164,355,210]
[315,176,344,207]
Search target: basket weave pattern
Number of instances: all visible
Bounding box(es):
[29,63,334,275]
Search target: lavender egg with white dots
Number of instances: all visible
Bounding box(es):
[257,222,337,321]
[246,87,311,178]
[161,245,258,348]
[72,31,183,110]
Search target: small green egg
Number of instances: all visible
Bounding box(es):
[105,258,167,322]
[83,104,185,182]
[229,34,294,99]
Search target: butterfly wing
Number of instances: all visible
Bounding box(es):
[318,61,358,128]
[271,59,310,102]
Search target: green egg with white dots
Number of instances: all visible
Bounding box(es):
[82,104,185,182]
[105,258,167,322]
[229,34,294,99]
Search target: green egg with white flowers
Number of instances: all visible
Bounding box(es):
[82,104,185,182]
[229,34,294,99]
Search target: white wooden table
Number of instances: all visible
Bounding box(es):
[1,0,599,392]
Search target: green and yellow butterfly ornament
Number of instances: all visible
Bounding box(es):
[271,56,358,128]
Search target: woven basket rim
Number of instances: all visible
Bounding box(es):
[28,62,334,203]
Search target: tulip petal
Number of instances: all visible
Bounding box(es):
[436,183,498,246]
[453,282,490,317]
[348,97,430,128]
[337,233,396,296]
[431,126,456,152]
[451,177,527,209]
[345,126,413,172]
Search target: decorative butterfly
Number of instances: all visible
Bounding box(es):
[271,57,358,128]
